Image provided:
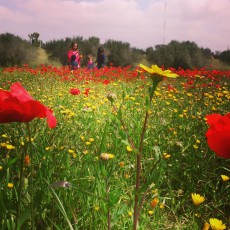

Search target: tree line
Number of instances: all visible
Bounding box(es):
[0,32,230,69]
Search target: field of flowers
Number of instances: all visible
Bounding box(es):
[0,64,229,230]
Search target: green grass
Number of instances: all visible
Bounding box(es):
[0,66,229,229]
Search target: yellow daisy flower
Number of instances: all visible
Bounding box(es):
[209,218,226,230]
[128,211,133,217]
[221,175,229,182]
[139,64,179,78]
[108,154,115,159]
[126,145,133,152]
[8,183,14,188]
[148,210,154,215]
[163,153,171,159]
[191,193,205,206]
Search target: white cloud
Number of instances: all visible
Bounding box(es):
[0,0,229,51]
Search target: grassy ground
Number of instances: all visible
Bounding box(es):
[0,65,229,229]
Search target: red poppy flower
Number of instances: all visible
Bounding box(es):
[83,88,90,96]
[0,82,57,128]
[70,88,81,95]
[205,113,230,158]
[103,80,110,85]
[167,84,176,91]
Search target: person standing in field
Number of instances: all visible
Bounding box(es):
[96,47,106,69]
[67,42,82,70]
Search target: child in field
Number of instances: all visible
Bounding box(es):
[87,54,95,69]
[67,42,82,70]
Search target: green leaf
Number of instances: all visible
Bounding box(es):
[17,208,31,230]
[153,146,161,161]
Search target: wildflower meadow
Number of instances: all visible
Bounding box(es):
[0,64,229,230]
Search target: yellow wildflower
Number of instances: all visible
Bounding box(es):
[191,193,205,206]
[128,211,133,217]
[8,183,14,188]
[221,175,229,182]
[148,210,154,215]
[126,146,133,152]
[6,144,15,150]
[68,149,75,154]
[193,145,198,149]
[83,150,89,155]
[139,64,179,78]
[163,153,171,159]
[108,154,115,159]
[209,218,226,230]
[202,222,210,230]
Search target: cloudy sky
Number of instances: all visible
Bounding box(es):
[0,0,230,52]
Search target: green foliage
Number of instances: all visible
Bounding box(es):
[104,40,131,67]
[146,40,211,69]
[28,32,41,48]
[0,33,37,67]
[218,50,230,64]
[1,32,230,69]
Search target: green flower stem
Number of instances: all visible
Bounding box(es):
[106,177,111,230]
[133,110,149,230]
[16,138,26,229]
[26,123,34,230]
[112,104,151,230]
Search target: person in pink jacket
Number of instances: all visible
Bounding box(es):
[67,42,81,70]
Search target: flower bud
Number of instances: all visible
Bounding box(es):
[99,153,110,160]
[107,92,117,103]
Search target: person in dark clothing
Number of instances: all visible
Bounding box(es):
[96,47,106,69]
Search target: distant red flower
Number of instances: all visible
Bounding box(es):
[70,88,81,95]
[167,84,176,91]
[205,113,230,158]
[25,155,30,166]
[83,88,90,96]
[103,80,110,85]
[0,82,57,128]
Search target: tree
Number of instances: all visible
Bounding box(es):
[0,33,37,67]
[28,32,41,47]
[219,50,230,64]
[146,40,208,69]
[104,40,132,67]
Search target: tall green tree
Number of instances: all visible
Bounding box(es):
[104,40,132,67]
[219,50,230,64]
[146,40,208,69]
